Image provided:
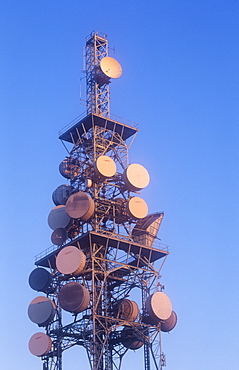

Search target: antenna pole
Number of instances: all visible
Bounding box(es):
[85,31,110,117]
[28,31,175,370]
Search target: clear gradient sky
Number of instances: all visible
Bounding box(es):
[1,1,239,369]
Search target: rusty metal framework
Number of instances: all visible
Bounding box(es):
[30,32,170,370]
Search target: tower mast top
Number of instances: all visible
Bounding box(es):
[85,31,122,117]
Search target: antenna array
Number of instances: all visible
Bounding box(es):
[27,31,176,370]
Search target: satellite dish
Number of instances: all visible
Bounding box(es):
[28,296,56,327]
[28,268,52,293]
[132,212,164,247]
[29,332,52,356]
[59,158,80,179]
[66,191,94,220]
[58,282,90,313]
[123,163,150,191]
[59,158,71,179]
[126,197,148,219]
[100,57,122,79]
[161,311,177,332]
[51,227,67,245]
[145,292,172,323]
[48,205,71,230]
[52,185,73,206]
[117,299,139,322]
[121,327,144,350]
[95,155,117,179]
[56,246,86,276]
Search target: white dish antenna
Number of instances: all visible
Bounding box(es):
[123,163,150,192]
[95,155,117,179]
[146,292,172,322]
[126,196,148,219]
[56,246,86,276]
[29,332,52,356]
[100,57,122,79]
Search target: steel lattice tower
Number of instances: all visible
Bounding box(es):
[85,32,110,116]
[28,31,175,370]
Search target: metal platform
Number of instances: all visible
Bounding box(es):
[35,231,169,270]
[58,113,138,144]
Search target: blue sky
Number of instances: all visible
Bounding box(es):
[1,1,239,369]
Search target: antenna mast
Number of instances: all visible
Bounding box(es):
[85,31,110,116]
[27,31,176,370]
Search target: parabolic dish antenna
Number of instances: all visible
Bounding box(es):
[48,205,71,230]
[126,197,148,219]
[66,191,94,220]
[121,327,144,350]
[123,163,150,191]
[58,282,90,313]
[28,268,52,293]
[51,227,67,246]
[118,299,139,322]
[52,184,73,206]
[95,155,117,179]
[100,57,122,79]
[28,296,56,327]
[29,332,52,356]
[56,246,86,276]
[146,291,172,322]
[161,310,177,332]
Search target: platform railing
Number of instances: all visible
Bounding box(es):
[34,229,168,265]
[58,111,139,138]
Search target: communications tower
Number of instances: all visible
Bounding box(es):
[27,31,177,370]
